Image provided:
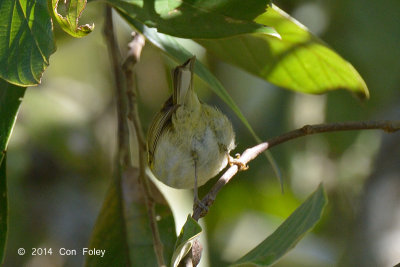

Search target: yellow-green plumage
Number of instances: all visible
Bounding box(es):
[147,57,235,189]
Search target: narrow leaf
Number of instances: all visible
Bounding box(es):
[0,155,7,264]
[107,0,278,38]
[171,215,202,267]
[0,79,25,263]
[197,5,369,99]
[0,80,26,165]
[232,184,327,267]
[51,0,94,38]
[0,0,56,86]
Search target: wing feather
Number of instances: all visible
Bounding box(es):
[147,97,177,166]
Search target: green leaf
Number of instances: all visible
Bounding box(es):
[0,0,56,86]
[0,80,25,264]
[85,182,129,267]
[0,80,26,165]
[232,184,327,267]
[197,4,369,99]
[0,155,7,264]
[108,0,278,38]
[122,168,176,266]
[86,168,176,266]
[171,215,202,267]
[50,0,94,38]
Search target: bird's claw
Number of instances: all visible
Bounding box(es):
[193,197,208,213]
[228,154,249,171]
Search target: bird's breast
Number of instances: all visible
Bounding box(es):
[151,105,234,189]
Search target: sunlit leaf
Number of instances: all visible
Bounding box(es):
[50,0,94,38]
[197,5,369,99]
[108,0,278,38]
[171,215,202,267]
[232,184,327,267]
[0,0,56,86]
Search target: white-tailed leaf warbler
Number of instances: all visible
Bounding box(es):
[147,57,236,198]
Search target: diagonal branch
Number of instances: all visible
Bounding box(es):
[192,120,400,220]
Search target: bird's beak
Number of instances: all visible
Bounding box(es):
[182,56,196,72]
[173,56,197,105]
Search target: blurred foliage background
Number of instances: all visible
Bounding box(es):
[3,0,400,266]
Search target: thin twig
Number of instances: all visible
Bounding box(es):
[193,120,400,220]
[103,7,130,166]
[123,33,166,267]
[124,32,146,151]
[267,120,400,148]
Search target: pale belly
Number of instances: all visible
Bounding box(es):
[151,127,229,189]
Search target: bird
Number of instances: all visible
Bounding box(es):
[147,56,236,204]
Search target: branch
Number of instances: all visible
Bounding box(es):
[123,34,166,266]
[192,120,400,220]
[104,7,165,266]
[103,6,130,166]
[123,32,146,150]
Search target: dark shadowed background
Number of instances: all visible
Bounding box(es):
[3,0,400,266]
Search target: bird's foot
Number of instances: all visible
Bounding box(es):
[193,195,208,213]
[228,154,249,171]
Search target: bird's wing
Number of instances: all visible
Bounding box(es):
[147,97,177,166]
